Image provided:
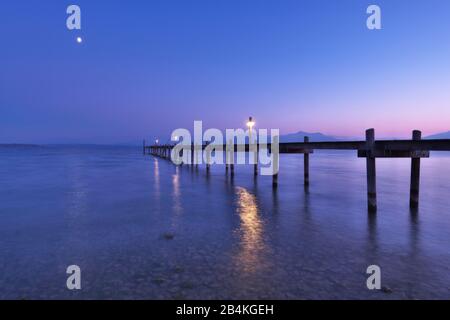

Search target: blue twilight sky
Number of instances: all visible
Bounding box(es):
[1,0,450,144]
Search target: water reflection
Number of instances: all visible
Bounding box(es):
[304,183,310,195]
[2,147,450,299]
[171,167,182,228]
[367,212,379,255]
[153,158,160,201]
[409,208,420,259]
[234,186,265,273]
[406,209,422,297]
[272,187,279,216]
[302,188,311,222]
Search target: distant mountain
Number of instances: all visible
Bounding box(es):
[280,131,338,142]
[425,131,450,139]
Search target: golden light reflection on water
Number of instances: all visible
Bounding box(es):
[172,167,182,212]
[171,167,183,227]
[234,186,265,273]
[153,158,160,200]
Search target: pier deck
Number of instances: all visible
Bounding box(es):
[144,129,450,212]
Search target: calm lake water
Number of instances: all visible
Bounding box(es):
[0,145,449,299]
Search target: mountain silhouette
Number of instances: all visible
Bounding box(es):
[280,131,338,142]
[425,131,450,139]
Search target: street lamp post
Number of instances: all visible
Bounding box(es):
[246,117,255,142]
[155,139,160,157]
[246,116,257,176]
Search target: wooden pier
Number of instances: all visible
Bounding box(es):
[143,129,450,212]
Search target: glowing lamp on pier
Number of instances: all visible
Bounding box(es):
[246,117,255,130]
[246,116,255,143]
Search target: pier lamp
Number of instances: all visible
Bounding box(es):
[171,135,179,147]
[155,139,159,145]
[246,117,255,143]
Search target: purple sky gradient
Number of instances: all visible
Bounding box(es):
[1,0,450,144]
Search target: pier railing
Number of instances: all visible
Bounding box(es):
[143,129,450,212]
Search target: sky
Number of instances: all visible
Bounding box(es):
[1,0,450,144]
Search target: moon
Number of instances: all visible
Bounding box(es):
[76,37,83,44]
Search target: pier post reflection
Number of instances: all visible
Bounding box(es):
[271,187,279,216]
[366,212,379,268]
[409,207,420,262]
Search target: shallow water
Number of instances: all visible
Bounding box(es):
[0,145,449,299]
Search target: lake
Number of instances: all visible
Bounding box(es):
[0,145,449,299]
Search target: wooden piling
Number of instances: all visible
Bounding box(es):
[206,147,210,173]
[272,136,279,188]
[143,128,450,209]
[193,144,199,168]
[225,146,229,173]
[272,172,278,187]
[410,130,422,208]
[365,129,377,212]
[304,136,310,186]
[180,147,183,165]
[227,139,234,176]
[253,144,258,176]
[224,142,228,173]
